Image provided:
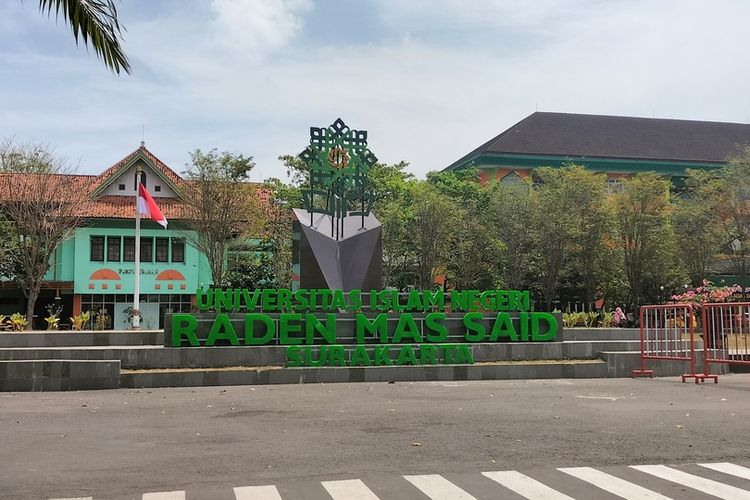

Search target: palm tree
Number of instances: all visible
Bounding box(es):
[38,0,131,74]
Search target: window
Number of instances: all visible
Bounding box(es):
[118,184,125,191]
[501,172,523,185]
[134,171,147,190]
[81,294,194,330]
[90,236,105,262]
[154,185,161,192]
[155,237,169,262]
[123,237,135,262]
[107,236,121,262]
[605,178,625,194]
[140,237,153,262]
[172,238,185,263]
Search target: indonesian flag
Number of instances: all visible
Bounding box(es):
[137,184,168,228]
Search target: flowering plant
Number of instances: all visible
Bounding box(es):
[670,280,743,305]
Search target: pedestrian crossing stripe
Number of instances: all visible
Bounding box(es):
[48,461,750,500]
[483,470,575,499]
[699,462,750,481]
[631,464,750,500]
[322,479,380,500]
[404,474,477,499]
[141,492,185,500]
[233,485,283,500]
[559,466,671,499]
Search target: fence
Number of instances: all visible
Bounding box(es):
[632,304,717,383]
[701,302,750,380]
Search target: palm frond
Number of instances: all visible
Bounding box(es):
[39,0,131,75]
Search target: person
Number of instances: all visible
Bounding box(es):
[613,307,626,327]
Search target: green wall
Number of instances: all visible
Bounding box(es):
[450,153,724,177]
[71,221,211,294]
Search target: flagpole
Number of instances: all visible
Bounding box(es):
[133,167,142,329]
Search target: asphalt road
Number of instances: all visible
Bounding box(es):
[2,375,750,499]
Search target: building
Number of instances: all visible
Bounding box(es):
[0,144,267,329]
[444,112,750,189]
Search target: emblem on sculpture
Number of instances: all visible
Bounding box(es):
[299,118,378,239]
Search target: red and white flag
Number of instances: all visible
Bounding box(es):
[137,184,168,229]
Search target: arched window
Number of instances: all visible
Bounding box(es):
[134,171,147,190]
[501,172,523,184]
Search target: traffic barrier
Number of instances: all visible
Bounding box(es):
[701,302,750,382]
[632,304,715,383]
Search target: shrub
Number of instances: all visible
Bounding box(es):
[70,311,91,331]
[10,312,27,331]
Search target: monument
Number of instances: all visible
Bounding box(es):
[294,118,382,291]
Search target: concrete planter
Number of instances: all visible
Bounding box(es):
[0,330,163,348]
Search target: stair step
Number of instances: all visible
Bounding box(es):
[120,360,608,388]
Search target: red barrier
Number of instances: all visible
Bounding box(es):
[701,302,750,382]
[632,304,715,383]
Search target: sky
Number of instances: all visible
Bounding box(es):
[2,0,750,181]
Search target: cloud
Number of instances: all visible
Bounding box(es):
[3,0,750,181]
[212,0,312,53]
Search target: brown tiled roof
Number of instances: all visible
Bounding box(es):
[1,148,272,221]
[90,145,183,193]
[0,173,94,200]
[86,195,189,219]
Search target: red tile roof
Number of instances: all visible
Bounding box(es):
[0,146,271,221]
[90,145,183,194]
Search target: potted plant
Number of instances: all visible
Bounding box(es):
[10,313,28,331]
[44,303,63,331]
[70,311,91,331]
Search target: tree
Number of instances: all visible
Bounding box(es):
[428,169,501,290]
[407,183,459,290]
[262,178,296,288]
[277,153,309,186]
[367,162,416,288]
[426,168,490,208]
[368,161,414,208]
[546,165,613,310]
[181,149,265,287]
[488,180,537,290]
[0,137,56,172]
[224,251,278,290]
[672,169,723,285]
[714,150,750,278]
[613,173,684,311]
[0,140,86,329]
[0,215,18,280]
[531,168,586,310]
[444,213,503,290]
[37,0,130,74]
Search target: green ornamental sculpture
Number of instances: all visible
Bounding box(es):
[299,118,378,240]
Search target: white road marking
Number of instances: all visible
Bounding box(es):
[322,479,380,499]
[631,465,750,499]
[482,470,575,499]
[699,462,750,481]
[403,474,477,500]
[49,497,93,500]
[559,466,672,499]
[234,485,283,500]
[142,492,186,500]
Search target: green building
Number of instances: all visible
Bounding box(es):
[444,112,750,188]
[1,145,227,329]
